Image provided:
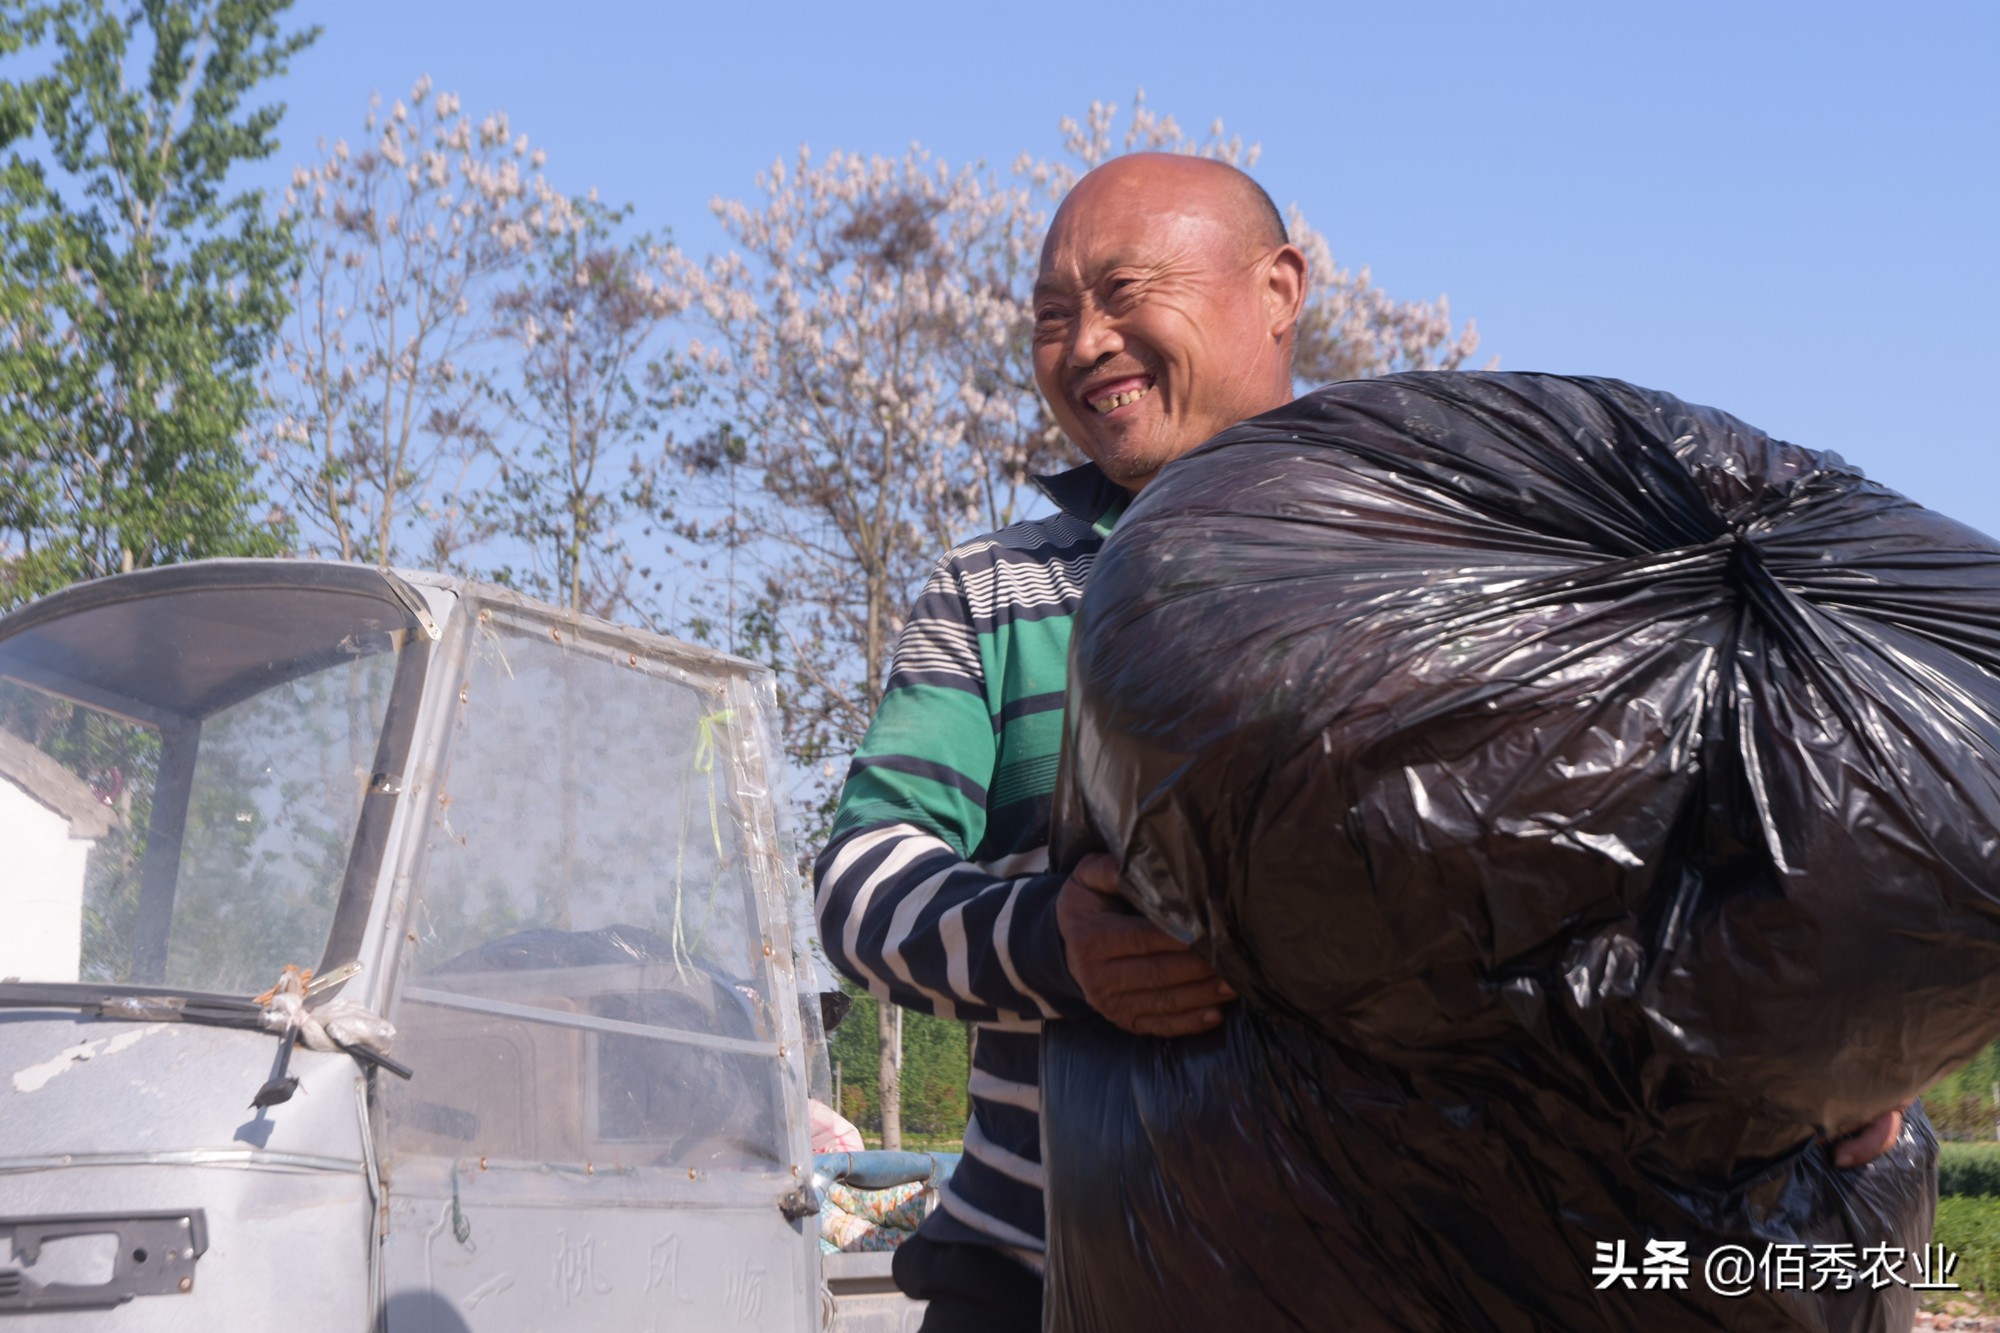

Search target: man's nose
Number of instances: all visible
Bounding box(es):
[1069,303,1122,368]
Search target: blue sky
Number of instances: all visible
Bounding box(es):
[255,0,1997,531]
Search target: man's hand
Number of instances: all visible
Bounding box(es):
[1056,853,1236,1037]
[1832,1104,1910,1169]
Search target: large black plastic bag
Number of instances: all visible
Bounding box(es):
[1044,372,2000,1331]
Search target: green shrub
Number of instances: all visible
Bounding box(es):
[1923,1041,2000,1141]
[1936,1196,2000,1295]
[1941,1143,2000,1199]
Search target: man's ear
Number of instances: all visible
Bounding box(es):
[1263,243,1308,340]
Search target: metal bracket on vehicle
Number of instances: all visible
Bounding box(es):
[378,568,443,641]
[0,1210,208,1311]
[778,1182,821,1222]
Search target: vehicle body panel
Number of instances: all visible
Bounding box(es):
[0,1020,370,1328]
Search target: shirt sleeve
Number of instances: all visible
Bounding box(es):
[813,559,1090,1026]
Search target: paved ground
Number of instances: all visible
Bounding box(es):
[1916,1310,2000,1330]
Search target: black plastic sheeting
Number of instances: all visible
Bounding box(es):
[1044,373,2000,1331]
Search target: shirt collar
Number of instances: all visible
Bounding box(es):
[1032,461,1129,535]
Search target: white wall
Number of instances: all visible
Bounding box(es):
[0,779,88,982]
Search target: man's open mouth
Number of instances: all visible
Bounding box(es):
[1086,377,1155,415]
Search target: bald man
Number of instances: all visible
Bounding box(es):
[812,154,1902,1332]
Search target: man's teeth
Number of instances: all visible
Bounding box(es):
[1092,384,1152,414]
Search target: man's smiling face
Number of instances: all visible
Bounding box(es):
[1031,155,1304,491]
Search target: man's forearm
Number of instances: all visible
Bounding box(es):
[815,822,1090,1026]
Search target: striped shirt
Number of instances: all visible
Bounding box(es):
[814,462,1126,1264]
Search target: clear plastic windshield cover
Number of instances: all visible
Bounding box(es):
[0,585,418,992]
[755,669,835,1106]
[384,604,815,1193]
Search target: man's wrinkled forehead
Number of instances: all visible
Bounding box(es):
[1034,193,1205,296]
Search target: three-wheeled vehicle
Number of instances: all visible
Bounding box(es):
[0,560,928,1330]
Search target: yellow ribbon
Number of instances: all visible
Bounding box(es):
[673,708,736,972]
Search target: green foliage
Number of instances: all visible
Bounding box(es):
[1930,1042,2000,1103]
[1936,1196,2000,1295]
[1940,1143,2000,1199]
[1923,1040,2000,1141]
[828,980,969,1142]
[1921,1112,2000,1297]
[0,0,316,607]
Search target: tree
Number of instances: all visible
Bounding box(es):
[483,197,682,622]
[266,80,567,569]
[829,981,970,1145]
[664,147,1056,1148]
[669,96,1483,1148]
[673,95,1484,828]
[0,0,316,609]
[666,144,1057,804]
